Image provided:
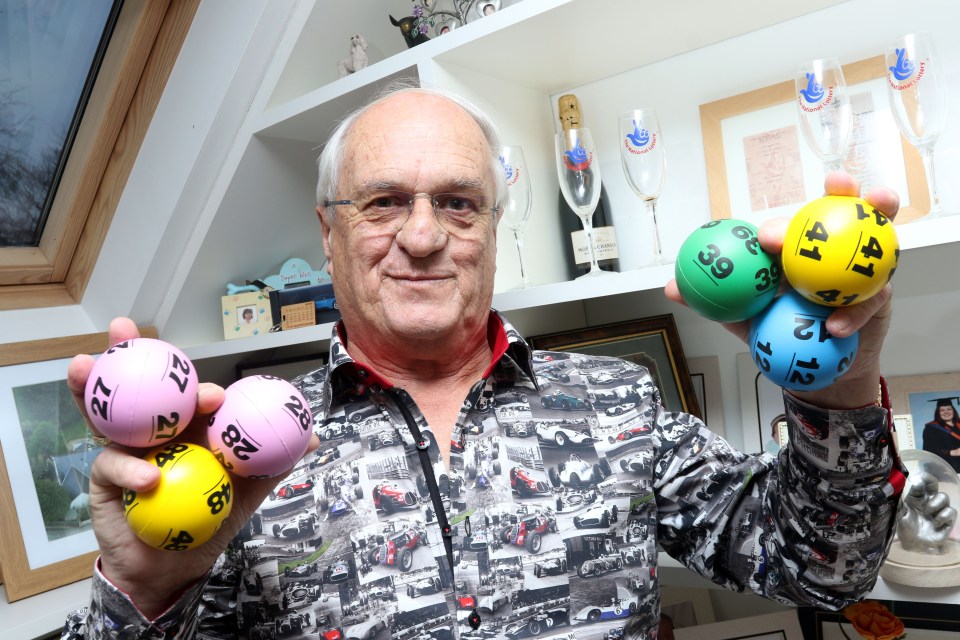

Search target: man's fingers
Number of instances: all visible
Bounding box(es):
[863,185,900,221]
[90,447,161,493]
[823,172,861,198]
[196,382,226,416]
[823,285,893,339]
[108,317,140,346]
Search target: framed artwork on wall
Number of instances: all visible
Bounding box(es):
[529,314,701,418]
[887,372,960,468]
[700,55,928,227]
[675,609,803,640]
[0,328,156,601]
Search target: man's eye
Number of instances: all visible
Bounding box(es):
[439,195,479,213]
[369,196,402,209]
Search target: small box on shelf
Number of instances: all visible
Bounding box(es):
[269,283,340,331]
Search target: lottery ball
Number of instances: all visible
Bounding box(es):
[122,442,232,551]
[782,195,899,307]
[207,375,313,479]
[675,219,781,323]
[84,338,199,448]
[748,289,859,391]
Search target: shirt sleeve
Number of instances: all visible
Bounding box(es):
[60,552,246,640]
[654,385,904,610]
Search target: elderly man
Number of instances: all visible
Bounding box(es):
[65,85,907,640]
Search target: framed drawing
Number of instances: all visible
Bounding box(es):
[675,609,803,640]
[0,328,156,601]
[529,314,701,417]
[236,352,328,381]
[887,372,960,463]
[687,355,725,438]
[700,55,928,226]
[737,352,786,454]
[798,600,960,639]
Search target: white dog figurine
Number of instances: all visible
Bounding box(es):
[338,34,369,77]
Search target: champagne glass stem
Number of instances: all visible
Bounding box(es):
[513,229,530,287]
[824,159,845,174]
[919,147,942,215]
[646,199,664,264]
[579,214,603,275]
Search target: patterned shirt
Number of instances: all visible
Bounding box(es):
[63,311,903,640]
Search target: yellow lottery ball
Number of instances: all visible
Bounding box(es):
[782,195,899,306]
[122,442,233,551]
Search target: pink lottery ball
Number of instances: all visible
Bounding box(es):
[84,338,199,448]
[207,375,313,479]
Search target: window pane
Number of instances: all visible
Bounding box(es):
[0,0,118,247]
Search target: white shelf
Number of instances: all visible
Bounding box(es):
[0,579,91,640]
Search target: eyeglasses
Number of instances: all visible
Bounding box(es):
[324,191,501,233]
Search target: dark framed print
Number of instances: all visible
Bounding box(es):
[0,328,156,601]
[529,314,701,417]
[675,610,803,640]
[798,600,960,639]
[236,352,328,382]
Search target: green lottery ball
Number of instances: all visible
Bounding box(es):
[782,195,899,307]
[748,289,859,391]
[122,442,233,551]
[675,219,781,323]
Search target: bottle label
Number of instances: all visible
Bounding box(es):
[571,226,619,266]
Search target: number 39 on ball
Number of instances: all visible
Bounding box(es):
[782,195,899,307]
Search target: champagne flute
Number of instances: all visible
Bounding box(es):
[619,109,668,266]
[499,145,533,288]
[886,32,949,217]
[795,58,853,175]
[555,127,608,279]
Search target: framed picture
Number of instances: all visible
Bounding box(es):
[798,600,960,639]
[699,55,928,226]
[687,355,725,438]
[736,352,787,454]
[236,352,327,382]
[475,0,499,18]
[675,609,803,640]
[0,328,156,601]
[528,314,701,417]
[660,585,717,629]
[887,372,960,461]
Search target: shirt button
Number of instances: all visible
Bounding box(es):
[417,438,430,450]
[468,609,482,629]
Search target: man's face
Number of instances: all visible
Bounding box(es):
[320,93,501,349]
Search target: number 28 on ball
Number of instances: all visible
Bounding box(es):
[782,195,898,307]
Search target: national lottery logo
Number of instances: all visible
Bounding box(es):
[561,138,593,171]
[624,120,656,155]
[798,72,834,112]
[499,156,520,186]
[888,47,926,90]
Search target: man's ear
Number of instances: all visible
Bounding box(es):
[317,206,335,279]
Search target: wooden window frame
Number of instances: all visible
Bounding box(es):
[0,0,199,310]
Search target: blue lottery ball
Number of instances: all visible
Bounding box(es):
[748,289,859,391]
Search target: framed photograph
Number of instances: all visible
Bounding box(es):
[475,0,500,18]
[887,372,960,462]
[0,328,157,601]
[798,600,960,639]
[699,55,929,226]
[687,355,725,438]
[236,352,327,382]
[675,609,803,640]
[736,352,787,454]
[528,314,701,417]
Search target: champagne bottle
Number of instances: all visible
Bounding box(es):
[557,94,620,277]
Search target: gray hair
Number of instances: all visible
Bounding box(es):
[315,79,507,217]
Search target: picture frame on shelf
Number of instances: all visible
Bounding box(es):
[798,600,960,639]
[0,328,157,601]
[475,0,500,18]
[529,315,701,418]
[699,55,928,226]
[686,355,725,438]
[736,352,786,454]
[675,609,803,640]
[886,372,960,461]
[236,352,328,382]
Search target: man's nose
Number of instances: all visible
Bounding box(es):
[396,197,447,255]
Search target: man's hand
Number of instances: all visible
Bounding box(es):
[665,173,899,409]
[67,318,319,618]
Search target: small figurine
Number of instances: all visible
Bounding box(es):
[338,33,369,78]
[390,14,429,49]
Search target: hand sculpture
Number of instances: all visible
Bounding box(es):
[898,471,958,554]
